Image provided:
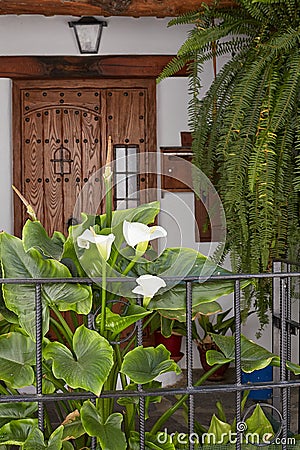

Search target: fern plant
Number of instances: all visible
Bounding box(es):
[158,0,300,326]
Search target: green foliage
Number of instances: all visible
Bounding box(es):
[159,0,300,326]
[0,201,299,448]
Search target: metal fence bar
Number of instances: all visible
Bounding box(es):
[1,270,300,284]
[35,282,44,432]
[234,280,242,450]
[186,281,194,450]
[286,264,291,431]
[280,277,288,450]
[136,296,145,450]
[272,261,282,415]
[1,269,300,448]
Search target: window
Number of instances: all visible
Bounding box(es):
[114,145,140,209]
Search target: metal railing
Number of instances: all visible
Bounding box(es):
[0,270,300,450]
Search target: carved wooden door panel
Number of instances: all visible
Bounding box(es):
[13,79,156,236]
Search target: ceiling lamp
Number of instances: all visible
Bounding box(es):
[69,17,107,54]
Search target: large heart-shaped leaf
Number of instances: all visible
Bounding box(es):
[1,233,92,340]
[0,333,35,388]
[22,220,65,260]
[206,334,280,372]
[0,419,38,446]
[81,400,127,450]
[44,325,113,396]
[0,403,37,429]
[121,344,181,384]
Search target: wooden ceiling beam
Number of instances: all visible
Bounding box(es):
[0,0,234,17]
[0,55,187,79]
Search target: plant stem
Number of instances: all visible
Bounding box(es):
[122,256,139,277]
[49,318,71,344]
[50,306,73,346]
[150,364,223,434]
[105,182,112,229]
[100,262,107,337]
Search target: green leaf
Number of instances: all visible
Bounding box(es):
[207,334,280,372]
[111,200,160,228]
[0,418,38,445]
[23,427,46,450]
[81,400,127,450]
[204,414,231,445]
[144,249,251,313]
[0,403,38,429]
[44,325,114,396]
[46,425,64,450]
[96,304,152,336]
[0,333,35,388]
[158,301,222,323]
[286,360,300,375]
[22,425,64,450]
[62,417,85,441]
[62,443,74,450]
[23,220,65,260]
[245,404,274,443]
[121,344,181,384]
[1,233,92,340]
[205,350,232,367]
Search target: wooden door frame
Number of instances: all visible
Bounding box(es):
[0,55,187,79]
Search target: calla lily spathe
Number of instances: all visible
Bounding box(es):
[123,220,167,248]
[77,228,115,261]
[132,275,166,307]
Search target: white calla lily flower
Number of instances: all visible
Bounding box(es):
[123,220,167,248]
[132,274,166,307]
[77,228,115,261]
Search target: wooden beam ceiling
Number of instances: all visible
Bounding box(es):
[0,0,234,17]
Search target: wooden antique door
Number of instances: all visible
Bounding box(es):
[13,79,156,236]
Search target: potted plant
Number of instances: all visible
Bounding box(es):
[195,308,235,380]
[158,0,300,330]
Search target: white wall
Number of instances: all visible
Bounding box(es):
[0,16,191,55]
[0,78,12,233]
